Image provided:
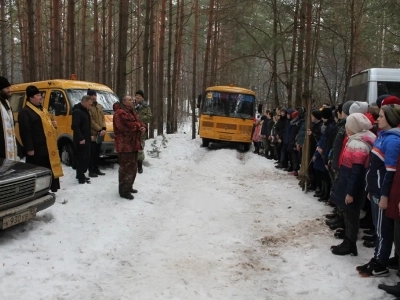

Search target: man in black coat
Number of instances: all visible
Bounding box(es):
[71,95,93,184]
[19,85,63,192]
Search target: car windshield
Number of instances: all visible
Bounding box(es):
[202,92,255,119]
[66,89,119,113]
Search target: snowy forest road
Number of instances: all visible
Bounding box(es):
[0,134,395,300]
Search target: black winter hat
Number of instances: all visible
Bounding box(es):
[135,90,144,98]
[26,85,40,98]
[0,76,11,90]
[320,107,332,119]
[87,89,97,96]
[311,110,321,120]
[376,94,391,108]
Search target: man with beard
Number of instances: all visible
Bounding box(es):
[18,85,63,192]
[0,76,17,160]
[114,95,146,200]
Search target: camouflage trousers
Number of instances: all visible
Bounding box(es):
[118,152,138,194]
[138,135,146,161]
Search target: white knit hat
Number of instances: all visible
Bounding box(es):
[349,101,368,115]
[345,113,372,134]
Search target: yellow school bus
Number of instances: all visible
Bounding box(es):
[198,85,256,151]
[10,80,118,166]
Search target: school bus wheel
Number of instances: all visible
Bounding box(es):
[243,143,251,152]
[201,138,210,147]
[60,143,75,168]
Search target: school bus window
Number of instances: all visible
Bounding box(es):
[9,93,25,112]
[49,90,67,116]
[66,89,118,114]
[202,91,255,119]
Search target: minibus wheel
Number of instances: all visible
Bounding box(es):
[202,138,210,147]
[243,143,251,152]
[60,143,75,168]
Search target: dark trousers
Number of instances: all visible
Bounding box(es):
[26,154,60,192]
[371,193,394,266]
[118,152,138,194]
[394,220,400,264]
[280,143,289,167]
[75,143,91,181]
[89,142,102,172]
[344,208,360,242]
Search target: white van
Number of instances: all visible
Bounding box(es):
[346,68,400,104]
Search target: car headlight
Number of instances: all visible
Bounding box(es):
[35,175,52,192]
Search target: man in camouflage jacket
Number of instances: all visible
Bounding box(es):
[113,96,146,200]
[134,90,152,174]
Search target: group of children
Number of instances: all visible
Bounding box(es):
[252,97,400,297]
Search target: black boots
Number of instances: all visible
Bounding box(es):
[378,282,400,297]
[138,160,143,174]
[331,238,358,256]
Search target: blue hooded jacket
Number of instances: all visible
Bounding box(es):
[366,128,400,197]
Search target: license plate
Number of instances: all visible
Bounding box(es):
[2,208,37,229]
[219,134,232,140]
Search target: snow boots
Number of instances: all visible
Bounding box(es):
[331,238,358,256]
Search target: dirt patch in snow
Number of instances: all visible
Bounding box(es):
[259,218,327,248]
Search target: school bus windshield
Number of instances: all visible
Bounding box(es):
[67,89,119,113]
[202,92,255,119]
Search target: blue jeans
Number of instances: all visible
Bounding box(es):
[370,193,394,267]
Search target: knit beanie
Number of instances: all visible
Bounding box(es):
[311,110,321,120]
[381,96,400,107]
[342,101,354,116]
[135,90,144,98]
[320,107,332,119]
[345,113,372,134]
[349,101,368,115]
[26,85,40,98]
[87,89,97,96]
[382,104,400,128]
[0,76,11,90]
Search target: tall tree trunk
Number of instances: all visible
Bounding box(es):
[101,0,107,84]
[148,0,155,138]
[143,0,151,98]
[191,0,199,139]
[202,0,215,93]
[36,0,44,79]
[16,0,28,81]
[79,0,87,80]
[8,0,15,81]
[26,0,36,81]
[66,0,75,78]
[107,1,113,87]
[272,0,279,107]
[287,0,300,108]
[158,0,166,136]
[94,0,100,82]
[295,0,306,108]
[0,0,6,75]
[136,0,143,89]
[116,0,129,97]
[166,0,173,134]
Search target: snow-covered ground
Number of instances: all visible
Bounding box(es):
[0,129,398,300]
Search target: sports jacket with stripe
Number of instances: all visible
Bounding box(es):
[366,128,400,197]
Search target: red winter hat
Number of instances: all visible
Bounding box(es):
[292,111,298,119]
[382,96,400,106]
